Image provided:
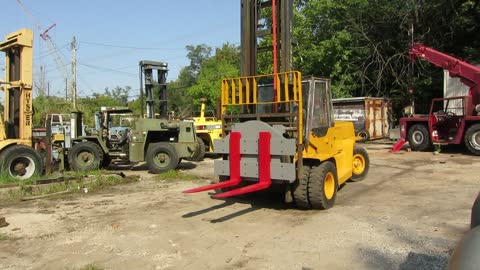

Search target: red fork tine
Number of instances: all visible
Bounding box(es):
[214,132,272,198]
[183,132,242,193]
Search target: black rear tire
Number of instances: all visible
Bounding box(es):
[0,145,43,180]
[350,146,370,182]
[146,142,179,174]
[464,124,480,156]
[357,130,369,142]
[68,141,104,171]
[408,124,431,151]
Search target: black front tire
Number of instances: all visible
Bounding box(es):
[292,162,338,210]
[464,124,480,156]
[146,142,179,174]
[408,124,431,151]
[68,141,104,171]
[292,165,311,209]
[0,145,44,180]
[309,161,338,210]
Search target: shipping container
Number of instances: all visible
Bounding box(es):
[333,97,392,141]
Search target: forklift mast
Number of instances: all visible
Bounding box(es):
[241,0,293,76]
[139,60,168,119]
[0,28,34,143]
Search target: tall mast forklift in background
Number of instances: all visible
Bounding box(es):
[184,0,369,209]
[66,61,199,173]
[0,29,43,179]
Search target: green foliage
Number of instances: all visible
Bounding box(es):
[188,43,240,109]
[0,233,8,241]
[33,86,131,128]
[78,264,103,270]
[32,96,71,128]
[168,43,240,116]
[293,0,479,121]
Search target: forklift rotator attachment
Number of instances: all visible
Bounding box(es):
[183,121,296,198]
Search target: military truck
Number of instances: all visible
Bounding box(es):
[67,61,199,173]
[67,106,197,173]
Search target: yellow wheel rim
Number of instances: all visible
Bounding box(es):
[353,154,366,175]
[324,172,335,199]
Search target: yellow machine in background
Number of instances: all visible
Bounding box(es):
[186,98,222,161]
[0,29,43,179]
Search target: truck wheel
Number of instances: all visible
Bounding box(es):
[357,130,369,142]
[464,124,480,156]
[186,137,206,161]
[408,124,431,151]
[146,143,179,174]
[68,141,104,171]
[0,145,43,180]
[350,146,370,182]
[309,161,338,210]
[292,165,311,209]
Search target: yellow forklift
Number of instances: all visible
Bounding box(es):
[184,0,369,209]
[0,29,43,179]
[185,98,222,161]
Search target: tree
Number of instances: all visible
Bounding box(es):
[169,44,220,116]
[292,0,479,118]
[188,43,240,109]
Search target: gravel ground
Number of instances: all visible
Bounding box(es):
[0,143,479,270]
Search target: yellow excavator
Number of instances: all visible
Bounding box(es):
[0,28,43,179]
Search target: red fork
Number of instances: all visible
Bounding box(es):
[183,132,242,193]
[214,132,272,198]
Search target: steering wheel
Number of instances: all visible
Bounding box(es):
[446,111,456,118]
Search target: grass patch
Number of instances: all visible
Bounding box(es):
[0,232,9,241]
[0,172,139,203]
[155,170,202,182]
[0,172,43,185]
[78,264,103,270]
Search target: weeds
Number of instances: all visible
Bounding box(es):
[78,264,103,270]
[0,233,8,241]
[155,170,202,181]
[0,173,139,203]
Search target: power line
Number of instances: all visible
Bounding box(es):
[77,62,137,77]
[79,41,185,51]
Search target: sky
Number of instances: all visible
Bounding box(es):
[1,0,240,99]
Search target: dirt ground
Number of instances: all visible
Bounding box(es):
[1,143,479,270]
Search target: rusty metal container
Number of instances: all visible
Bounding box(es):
[333,97,392,141]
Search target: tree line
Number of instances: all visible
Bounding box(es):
[32,0,479,127]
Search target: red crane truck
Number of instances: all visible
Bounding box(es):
[392,43,480,155]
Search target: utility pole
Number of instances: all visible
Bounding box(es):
[71,36,77,109]
[65,78,68,101]
[39,65,45,96]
